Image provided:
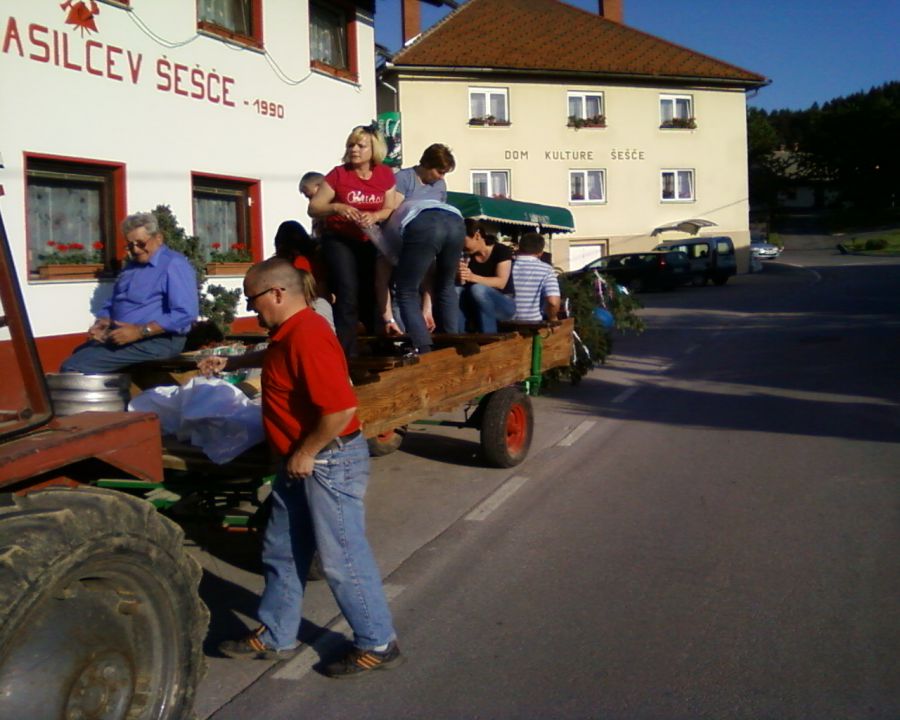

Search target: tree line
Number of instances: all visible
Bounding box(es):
[747,81,899,226]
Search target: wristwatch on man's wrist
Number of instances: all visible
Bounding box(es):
[140,324,153,338]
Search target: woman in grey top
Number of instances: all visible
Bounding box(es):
[387,143,465,353]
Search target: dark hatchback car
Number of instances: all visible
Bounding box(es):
[572,250,691,291]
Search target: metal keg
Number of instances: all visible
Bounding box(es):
[45,372,131,416]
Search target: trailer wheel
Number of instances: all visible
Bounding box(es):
[0,486,208,720]
[367,426,407,457]
[479,387,534,468]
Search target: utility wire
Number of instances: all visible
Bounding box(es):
[126,7,318,86]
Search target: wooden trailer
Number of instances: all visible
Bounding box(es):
[135,319,574,474]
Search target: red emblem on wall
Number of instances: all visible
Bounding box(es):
[60,0,100,36]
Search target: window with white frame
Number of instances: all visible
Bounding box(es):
[659,94,695,128]
[192,175,259,264]
[469,87,509,125]
[569,170,606,203]
[471,170,510,199]
[26,156,122,277]
[567,92,605,126]
[660,169,695,201]
[198,0,260,46]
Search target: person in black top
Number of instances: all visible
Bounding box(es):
[456,219,515,332]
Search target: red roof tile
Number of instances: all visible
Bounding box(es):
[392,0,767,87]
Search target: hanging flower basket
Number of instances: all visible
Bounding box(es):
[38,263,104,280]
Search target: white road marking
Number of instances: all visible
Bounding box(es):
[612,387,639,404]
[557,419,596,446]
[273,584,406,680]
[684,344,700,356]
[780,262,822,282]
[465,475,530,522]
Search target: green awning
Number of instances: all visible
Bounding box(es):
[446,192,575,233]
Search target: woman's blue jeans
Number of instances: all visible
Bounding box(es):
[457,283,515,333]
[393,210,465,352]
[257,433,396,651]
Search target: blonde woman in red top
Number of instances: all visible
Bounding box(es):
[308,124,400,358]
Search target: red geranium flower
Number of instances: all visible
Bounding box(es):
[70,242,85,250]
[92,241,103,250]
[233,242,246,251]
[47,240,56,247]
[57,244,70,252]
[211,242,222,250]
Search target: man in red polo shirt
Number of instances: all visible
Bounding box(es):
[199,258,400,677]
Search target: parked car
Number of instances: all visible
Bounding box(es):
[653,236,737,286]
[750,235,782,259]
[572,250,691,291]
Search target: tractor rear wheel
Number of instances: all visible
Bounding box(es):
[0,486,208,720]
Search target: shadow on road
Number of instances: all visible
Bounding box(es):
[551,261,900,445]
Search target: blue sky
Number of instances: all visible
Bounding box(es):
[374,0,900,112]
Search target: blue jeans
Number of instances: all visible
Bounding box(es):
[257,433,396,651]
[60,335,186,373]
[457,283,516,333]
[394,210,465,352]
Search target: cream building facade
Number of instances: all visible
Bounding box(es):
[381,0,768,271]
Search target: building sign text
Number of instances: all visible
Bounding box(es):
[610,148,645,161]
[2,15,277,116]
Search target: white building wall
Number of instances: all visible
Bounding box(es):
[0,0,376,340]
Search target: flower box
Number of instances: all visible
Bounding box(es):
[206,261,253,276]
[567,115,606,129]
[468,116,511,127]
[660,117,697,129]
[38,263,103,280]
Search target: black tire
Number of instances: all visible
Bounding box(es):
[691,274,707,287]
[479,387,534,468]
[367,426,407,457]
[713,274,729,286]
[629,277,645,293]
[0,487,208,720]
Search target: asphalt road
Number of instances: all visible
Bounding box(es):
[199,242,900,719]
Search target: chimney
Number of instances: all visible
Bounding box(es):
[402,0,421,44]
[598,0,623,23]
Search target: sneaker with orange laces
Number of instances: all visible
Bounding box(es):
[322,640,404,678]
[218,626,299,661]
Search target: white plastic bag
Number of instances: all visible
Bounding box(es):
[130,376,264,464]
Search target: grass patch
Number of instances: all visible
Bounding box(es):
[847,228,900,253]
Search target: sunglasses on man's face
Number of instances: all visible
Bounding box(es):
[245,287,285,309]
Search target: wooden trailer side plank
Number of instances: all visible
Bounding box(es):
[357,320,573,437]
[151,320,573,460]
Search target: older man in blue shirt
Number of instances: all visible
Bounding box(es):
[61,211,199,373]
